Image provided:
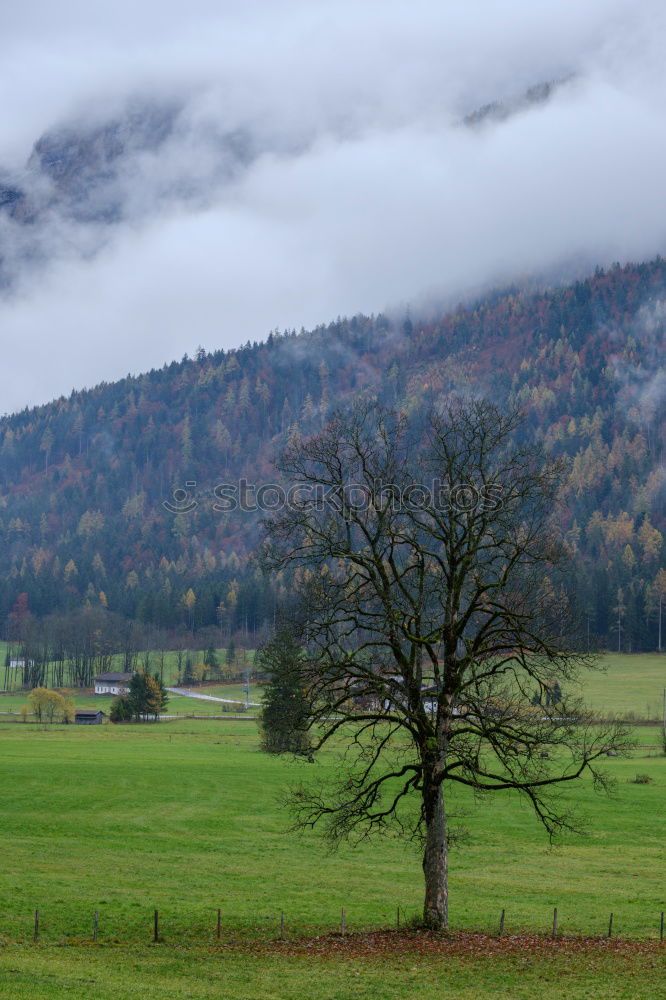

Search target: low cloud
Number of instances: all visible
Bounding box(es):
[1,0,665,413]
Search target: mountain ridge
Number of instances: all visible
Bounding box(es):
[1,256,665,652]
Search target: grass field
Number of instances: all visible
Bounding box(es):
[0,719,664,996]
[0,939,664,1000]
[0,652,664,996]
[576,653,666,718]
[0,721,664,941]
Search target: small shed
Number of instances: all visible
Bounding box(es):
[75,710,105,726]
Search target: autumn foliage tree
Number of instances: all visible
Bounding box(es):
[27,686,74,724]
[110,671,168,722]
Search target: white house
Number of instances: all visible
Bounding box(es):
[94,672,133,695]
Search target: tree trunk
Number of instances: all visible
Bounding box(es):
[422,776,448,930]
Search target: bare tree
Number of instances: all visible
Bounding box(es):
[264,399,629,931]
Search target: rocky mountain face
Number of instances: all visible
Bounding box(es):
[0,97,259,286]
[462,76,573,128]
[28,103,181,222]
[0,76,570,284]
[1,101,181,224]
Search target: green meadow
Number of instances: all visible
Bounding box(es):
[0,719,664,943]
[0,941,663,1000]
[0,651,664,997]
[576,653,666,719]
[0,719,663,997]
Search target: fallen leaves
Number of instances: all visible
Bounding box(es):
[241,929,666,961]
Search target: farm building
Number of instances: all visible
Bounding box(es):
[93,672,133,695]
[75,710,105,725]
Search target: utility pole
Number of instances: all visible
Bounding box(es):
[658,594,662,653]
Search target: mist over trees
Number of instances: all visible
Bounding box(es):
[0,258,665,651]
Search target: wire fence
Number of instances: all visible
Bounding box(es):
[0,711,260,723]
[3,905,664,946]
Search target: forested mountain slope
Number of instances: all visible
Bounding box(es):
[1,257,665,650]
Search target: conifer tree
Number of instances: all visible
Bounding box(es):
[258,624,312,756]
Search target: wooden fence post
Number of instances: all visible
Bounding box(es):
[26,898,666,948]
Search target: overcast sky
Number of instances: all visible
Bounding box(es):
[1,0,665,414]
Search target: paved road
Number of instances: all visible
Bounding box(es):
[166,686,261,707]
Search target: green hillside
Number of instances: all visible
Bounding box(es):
[1,258,666,653]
